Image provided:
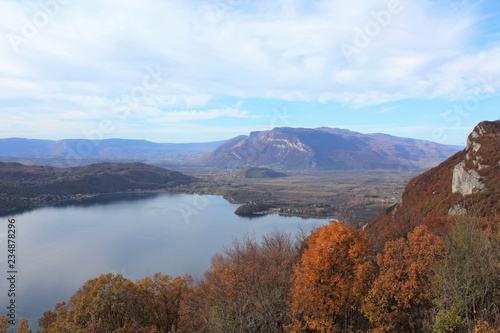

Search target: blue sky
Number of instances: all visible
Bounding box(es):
[0,0,499,145]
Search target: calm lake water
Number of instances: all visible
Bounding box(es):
[0,193,327,328]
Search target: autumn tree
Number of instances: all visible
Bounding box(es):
[0,317,10,333]
[37,302,79,333]
[469,320,497,333]
[431,217,500,333]
[362,225,444,333]
[179,230,301,333]
[109,322,160,333]
[67,273,147,331]
[16,319,32,333]
[136,273,192,332]
[0,317,32,333]
[37,273,192,333]
[289,222,374,333]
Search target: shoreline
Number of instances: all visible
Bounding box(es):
[0,189,337,220]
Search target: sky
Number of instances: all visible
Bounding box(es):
[0,0,499,145]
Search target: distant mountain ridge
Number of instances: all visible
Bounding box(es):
[0,138,225,166]
[0,129,461,170]
[199,127,461,170]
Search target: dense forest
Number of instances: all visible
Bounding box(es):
[1,215,498,333]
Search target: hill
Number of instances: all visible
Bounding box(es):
[0,138,224,166]
[366,120,500,247]
[0,162,197,214]
[199,127,460,170]
[237,167,287,179]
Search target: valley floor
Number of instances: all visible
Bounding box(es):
[0,160,422,226]
[176,168,422,227]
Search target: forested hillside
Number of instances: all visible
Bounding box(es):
[0,162,197,214]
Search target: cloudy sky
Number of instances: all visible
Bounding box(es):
[1,0,499,144]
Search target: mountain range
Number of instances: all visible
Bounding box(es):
[199,127,461,170]
[0,128,461,170]
[0,138,224,166]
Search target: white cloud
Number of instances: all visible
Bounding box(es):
[146,108,259,123]
[0,0,499,139]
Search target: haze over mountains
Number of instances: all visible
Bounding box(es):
[0,128,461,170]
[0,138,224,166]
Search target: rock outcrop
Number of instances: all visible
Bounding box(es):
[451,122,499,195]
[452,162,484,195]
[366,120,500,248]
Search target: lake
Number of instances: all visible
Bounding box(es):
[0,193,327,328]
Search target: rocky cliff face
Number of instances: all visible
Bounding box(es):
[451,162,484,195]
[366,120,500,247]
[451,122,498,195]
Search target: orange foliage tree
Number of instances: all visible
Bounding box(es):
[68,273,146,331]
[16,319,32,333]
[289,222,374,333]
[0,317,10,333]
[178,231,300,333]
[0,317,33,333]
[37,273,191,333]
[37,302,75,333]
[362,225,444,333]
[135,273,192,333]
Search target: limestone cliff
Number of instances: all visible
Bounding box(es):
[451,122,499,195]
[366,120,500,248]
[451,162,484,195]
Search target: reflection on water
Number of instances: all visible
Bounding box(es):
[0,193,327,328]
[53,192,163,208]
[0,192,163,218]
